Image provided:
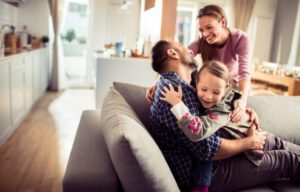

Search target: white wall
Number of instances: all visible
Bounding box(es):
[139,0,162,43]
[17,0,50,38]
[0,1,18,28]
[90,0,140,51]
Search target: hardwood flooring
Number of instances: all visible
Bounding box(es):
[0,89,95,192]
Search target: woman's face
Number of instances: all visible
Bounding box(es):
[196,69,227,109]
[198,16,226,44]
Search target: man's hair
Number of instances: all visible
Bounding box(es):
[151,40,171,74]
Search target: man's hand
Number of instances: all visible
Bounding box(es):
[160,84,183,106]
[247,125,267,150]
[231,98,246,122]
[146,85,157,103]
[214,123,266,160]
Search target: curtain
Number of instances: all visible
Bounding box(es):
[48,0,65,91]
[288,0,300,66]
[233,0,256,32]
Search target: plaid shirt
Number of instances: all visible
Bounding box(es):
[149,72,221,191]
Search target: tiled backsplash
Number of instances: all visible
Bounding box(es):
[0,1,18,30]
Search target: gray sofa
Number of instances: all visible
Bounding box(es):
[63,82,300,192]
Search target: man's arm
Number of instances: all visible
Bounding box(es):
[213,125,267,160]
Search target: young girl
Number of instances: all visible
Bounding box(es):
[160,60,263,192]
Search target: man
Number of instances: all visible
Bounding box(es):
[149,40,300,191]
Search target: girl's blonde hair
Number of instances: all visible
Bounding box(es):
[194,60,233,91]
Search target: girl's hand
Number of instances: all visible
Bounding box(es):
[231,98,246,122]
[160,84,183,106]
[146,85,157,103]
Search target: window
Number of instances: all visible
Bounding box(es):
[175,3,197,46]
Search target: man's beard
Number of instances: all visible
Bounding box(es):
[187,59,198,70]
[181,56,198,70]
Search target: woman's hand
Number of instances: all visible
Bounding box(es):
[231,98,246,122]
[247,125,267,150]
[146,85,157,103]
[246,108,260,129]
[160,84,183,106]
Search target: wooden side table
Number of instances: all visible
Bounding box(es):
[252,71,300,96]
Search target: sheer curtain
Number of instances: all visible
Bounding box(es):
[233,0,256,32]
[48,0,65,91]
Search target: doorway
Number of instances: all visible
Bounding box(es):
[60,0,93,88]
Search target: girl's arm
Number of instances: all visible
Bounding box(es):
[171,102,229,141]
[161,84,229,141]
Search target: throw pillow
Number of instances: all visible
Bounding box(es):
[101,88,180,192]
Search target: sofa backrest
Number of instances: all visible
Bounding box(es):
[248,96,300,145]
[114,82,300,146]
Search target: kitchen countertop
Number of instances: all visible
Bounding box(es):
[93,52,150,61]
[0,47,48,61]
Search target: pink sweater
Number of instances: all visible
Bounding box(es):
[188,28,251,83]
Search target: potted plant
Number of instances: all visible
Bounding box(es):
[41,36,49,47]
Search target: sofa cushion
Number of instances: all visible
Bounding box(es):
[101,87,180,192]
[113,81,151,129]
[248,96,300,145]
[238,184,274,192]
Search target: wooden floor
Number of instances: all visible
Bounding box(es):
[0,89,95,192]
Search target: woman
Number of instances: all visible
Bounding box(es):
[188,4,251,122]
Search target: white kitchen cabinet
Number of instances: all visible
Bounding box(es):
[32,51,41,101]
[24,54,33,110]
[32,49,49,101]
[0,60,12,146]
[0,48,49,146]
[10,56,25,126]
[40,49,49,92]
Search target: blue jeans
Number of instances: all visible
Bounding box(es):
[194,160,213,186]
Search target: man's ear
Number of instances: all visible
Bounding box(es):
[167,48,180,60]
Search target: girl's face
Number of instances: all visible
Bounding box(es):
[198,15,226,44]
[196,69,227,109]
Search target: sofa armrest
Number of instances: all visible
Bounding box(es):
[63,110,121,192]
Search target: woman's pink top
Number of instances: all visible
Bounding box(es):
[188,28,251,83]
